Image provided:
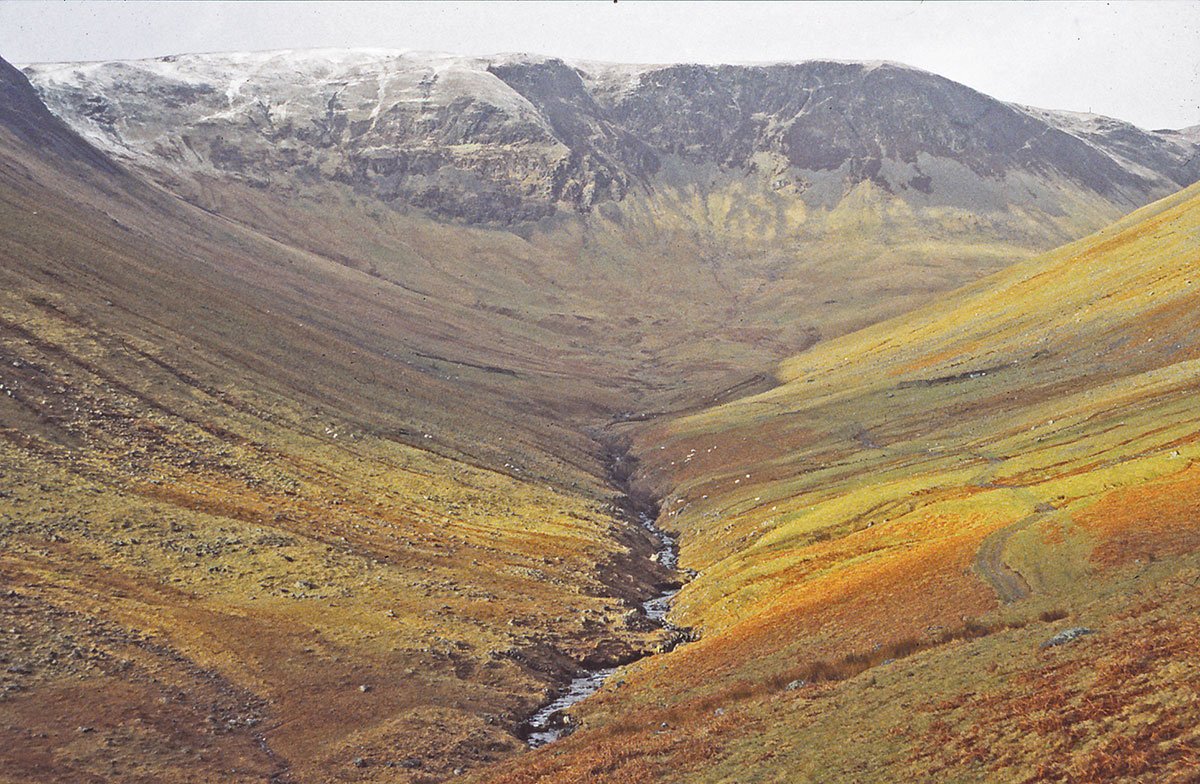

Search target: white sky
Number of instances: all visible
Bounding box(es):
[1,1,1198,129]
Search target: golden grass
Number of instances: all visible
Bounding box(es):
[476,183,1200,781]
[3,103,1200,782]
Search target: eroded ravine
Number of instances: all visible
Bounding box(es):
[522,510,683,747]
[520,441,689,748]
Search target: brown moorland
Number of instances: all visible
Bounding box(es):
[1,56,680,782]
[3,48,1200,784]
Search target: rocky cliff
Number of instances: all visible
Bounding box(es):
[24,50,1200,225]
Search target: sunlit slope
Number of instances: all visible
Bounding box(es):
[0,74,675,782]
[645,180,1200,630]
[477,184,1200,782]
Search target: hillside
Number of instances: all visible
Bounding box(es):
[477,182,1200,781]
[3,43,1200,784]
[0,54,680,782]
[22,51,1200,401]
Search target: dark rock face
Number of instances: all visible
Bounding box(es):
[22,51,1200,224]
[594,61,1181,198]
[487,59,659,208]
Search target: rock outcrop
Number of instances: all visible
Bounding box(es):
[23,50,1200,224]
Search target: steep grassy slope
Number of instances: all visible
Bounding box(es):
[476,184,1200,782]
[0,60,683,783]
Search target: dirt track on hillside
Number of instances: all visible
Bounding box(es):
[974,512,1040,603]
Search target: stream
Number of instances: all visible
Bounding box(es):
[523,511,682,748]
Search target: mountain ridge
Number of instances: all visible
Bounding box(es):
[24,48,1200,225]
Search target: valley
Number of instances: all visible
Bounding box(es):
[2,43,1199,784]
[479,179,1200,783]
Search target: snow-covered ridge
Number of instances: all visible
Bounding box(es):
[1010,102,1200,188]
[26,48,1188,138]
[18,47,1200,225]
[24,47,942,100]
[1015,104,1138,136]
[25,48,584,94]
[22,47,565,167]
[20,46,927,71]
[25,48,549,115]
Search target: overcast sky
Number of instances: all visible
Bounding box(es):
[1,1,1197,129]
